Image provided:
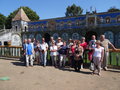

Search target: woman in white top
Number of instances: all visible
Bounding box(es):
[50,41,58,67]
[92,40,104,76]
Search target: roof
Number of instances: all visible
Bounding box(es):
[12,8,30,21]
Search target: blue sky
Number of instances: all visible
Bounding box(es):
[0,0,120,19]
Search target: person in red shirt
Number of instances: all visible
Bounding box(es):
[80,37,87,50]
[80,37,87,69]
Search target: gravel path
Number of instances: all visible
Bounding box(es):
[0,59,120,90]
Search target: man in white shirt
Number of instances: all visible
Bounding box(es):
[40,38,48,67]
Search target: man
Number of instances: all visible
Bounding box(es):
[25,39,34,67]
[22,39,27,65]
[40,38,48,67]
[88,35,96,61]
[100,35,116,70]
[49,37,56,46]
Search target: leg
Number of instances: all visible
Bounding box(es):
[103,52,109,70]
[93,57,97,74]
[51,56,54,66]
[30,55,34,66]
[54,56,57,67]
[26,55,29,67]
[41,52,44,65]
[63,55,66,67]
[97,57,102,75]
[59,54,63,67]
[43,51,47,66]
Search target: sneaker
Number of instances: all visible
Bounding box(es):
[104,67,108,71]
[98,73,101,76]
[81,65,83,69]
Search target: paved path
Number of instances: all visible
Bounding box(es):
[0,59,120,90]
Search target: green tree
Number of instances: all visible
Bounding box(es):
[0,13,6,29]
[65,4,83,17]
[108,7,120,12]
[5,6,39,29]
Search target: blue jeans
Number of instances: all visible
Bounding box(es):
[41,51,47,66]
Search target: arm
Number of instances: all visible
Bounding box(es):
[101,48,104,62]
[109,42,117,51]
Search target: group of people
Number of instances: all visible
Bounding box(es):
[22,34,116,76]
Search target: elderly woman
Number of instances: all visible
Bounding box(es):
[73,41,83,72]
[92,40,104,76]
[50,41,58,67]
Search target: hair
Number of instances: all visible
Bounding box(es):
[96,40,101,45]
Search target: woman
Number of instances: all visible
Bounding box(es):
[92,40,104,76]
[73,41,83,72]
[50,41,58,67]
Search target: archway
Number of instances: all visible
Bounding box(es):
[44,33,50,44]
[85,31,97,43]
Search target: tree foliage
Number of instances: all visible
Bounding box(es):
[0,13,6,29]
[65,4,83,17]
[108,7,120,12]
[5,6,40,29]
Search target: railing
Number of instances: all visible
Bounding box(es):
[108,49,120,67]
[0,46,22,58]
[84,49,120,67]
[0,45,120,67]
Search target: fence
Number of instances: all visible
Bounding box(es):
[0,46,22,58]
[0,46,120,67]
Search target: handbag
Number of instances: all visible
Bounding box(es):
[89,63,94,71]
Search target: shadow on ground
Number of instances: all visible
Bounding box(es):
[58,67,92,75]
[11,61,25,66]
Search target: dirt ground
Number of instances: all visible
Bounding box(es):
[0,59,120,90]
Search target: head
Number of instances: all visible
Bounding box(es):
[91,35,96,40]
[24,39,27,43]
[42,38,45,43]
[63,41,66,46]
[58,37,62,42]
[76,40,81,47]
[73,40,76,45]
[100,35,105,41]
[28,39,31,43]
[81,37,85,42]
[50,37,54,41]
[31,38,36,42]
[52,41,55,46]
[96,40,101,46]
[36,40,40,44]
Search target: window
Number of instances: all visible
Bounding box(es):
[25,26,27,32]
[15,26,17,31]
[106,17,110,23]
[117,17,120,22]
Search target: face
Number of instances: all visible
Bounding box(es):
[51,37,54,40]
[63,42,66,46]
[58,39,61,42]
[42,38,45,43]
[92,35,96,40]
[28,39,31,43]
[100,35,105,41]
[24,39,27,43]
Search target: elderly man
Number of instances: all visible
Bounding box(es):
[25,39,34,67]
[40,38,48,67]
[100,35,116,70]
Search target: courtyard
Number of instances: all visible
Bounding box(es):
[0,59,120,90]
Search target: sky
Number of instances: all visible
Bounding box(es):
[0,0,120,20]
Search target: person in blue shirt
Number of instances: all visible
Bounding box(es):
[25,39,34,67]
